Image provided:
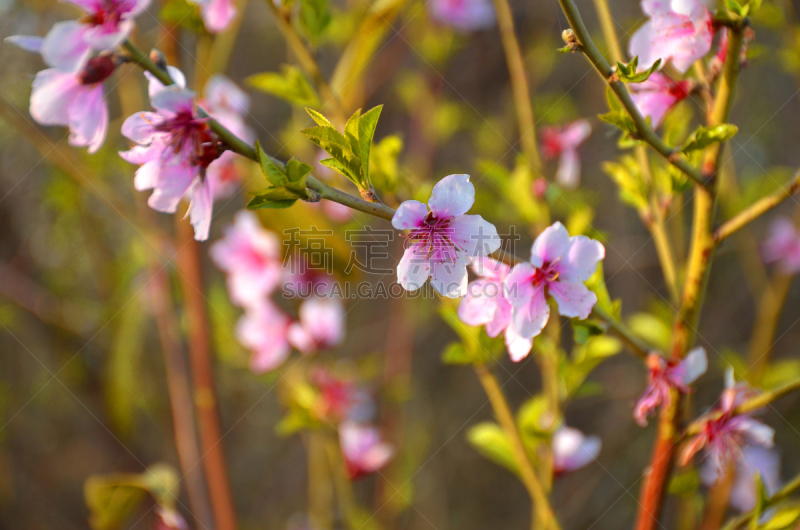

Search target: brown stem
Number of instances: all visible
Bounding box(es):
[141,226,215,529]
[635,28,745,530]
[175,216,238,530]
[699,464,734,530]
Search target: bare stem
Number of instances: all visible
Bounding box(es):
[747,273,793,383]
[474,364,560,530]
[555,0,706,187]
[491,0,542,170]
[591,307,651,359]
[714,172,800,244]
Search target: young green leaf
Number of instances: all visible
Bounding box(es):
[299,0,331,43]
[617,57,662,83]
[466,422,519,475]
[246,65,321,108]
[358,105,383,184]
[599,110,639,137]
[305,107,335,127]
[255,141,289,187]
[681,124,739,153]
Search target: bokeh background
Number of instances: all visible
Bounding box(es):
[1,0,800,528]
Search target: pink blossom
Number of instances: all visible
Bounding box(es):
[189,0,237,33]
[629,72,692,129]
[505,222,604,340]
[540,120,592,189]
[430,0,495,32]
[6,38,113,153]
[236,302,292,373]
[701,446,781,513]
[287,298,346,353]
[458,258,532,362]
[29,56,114,153]
[680,370,775,478]
[209,211,282,309]
[35,0,150,72]
[762,217,800,274]
[154,507,189,530]
[628,0,714,74]
[201,75,254,199]
[339,421,394,479]
[310,368,374,423]
[552,426,602,474]
[120,83,223,241]
[634,347,707,426]
[393,174,500,298]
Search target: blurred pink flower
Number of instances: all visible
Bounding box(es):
[540,120,592,189]
[634,347,707,426]
[505,222,604,340]
[209,211,282,309]
[287,298,346,353]
[762,217,800,274]
[552,426,602,474]
[28,0,150,72]
[189,0,236,33]
[629,72,691,129]
[236,302,292,373]
[701,446,782,513]
[200,75,254,200]
[339,421,394,479]
[310,368,374,423]
[430,0,495,32]
[28,55,115,153]
[120,84,222,241]
[680,370,775,477]
[628,0,714,74]
[154,507,189,530]
[458,257,533,361]
[393,174,500,298]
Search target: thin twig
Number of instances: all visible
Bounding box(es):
[555,0,706,187]
[591,307,651,359]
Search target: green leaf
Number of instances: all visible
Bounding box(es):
[466,422,518,475]
[599,110,639,136]
[255,141,288,187]
[248,192,298,210]
[305,107,335,127]
[285,158,313,189]
[628,312,672,352]
[246,65,321,108]
[759,506,800,530]
[682,124,739,153]
[668,469,700,497]
[603,156,649,211]
[85,479,146,530]
[357,105,383,183]
[517,395,555,438]
[319,157,361,185]
[585,263,621,320]
[441,342,472,365]
[726,0,750,17]
[299,0,331,43]
[617,57,662,83]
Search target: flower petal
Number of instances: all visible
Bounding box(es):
[188,178,213,241]
[549,280,597,319]
[505,262,536,307]
[5,35,44,53]
[553,426,601,473]
[430,252,470,298]
[505,321,533,362]
[675,346,708,386]
[392,200,428,230]
[559,235,605,282]
[397,244,430,292]
[41,20,91,72]
[531,221,571,268]
[512,286,550,339]
[450,214,501,257]
[428,173,474,218]
[29,69,80,126]
[67,84,108,153]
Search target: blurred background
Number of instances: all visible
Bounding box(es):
[2,0,800,528]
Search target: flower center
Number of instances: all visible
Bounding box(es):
[406,212,458,262]
[531,260,559,287]
[156,112,221,169]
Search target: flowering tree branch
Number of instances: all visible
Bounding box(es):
[590,307,650,360]
[121,39,396,221]
[714,171,800,244]
[634,24,747,530]
[555,0,707,188]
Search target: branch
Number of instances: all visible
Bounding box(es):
[121,39,396,222]
[591,307,651,360]
[722,473,800,530]
[555,0,706,187]
[714,172,800,244]
[474,364,561,530]
[490,0,542,170]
